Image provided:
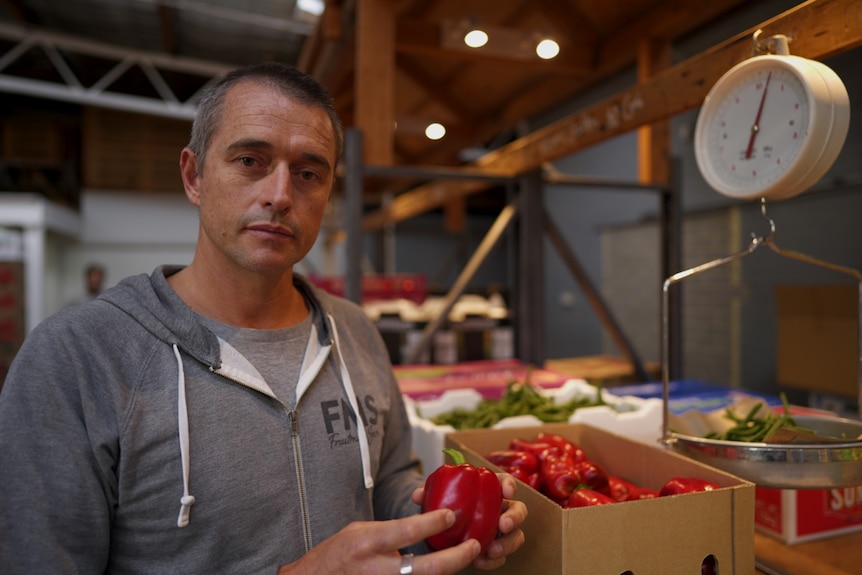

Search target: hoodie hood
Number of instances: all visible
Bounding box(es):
[99,265,332,369]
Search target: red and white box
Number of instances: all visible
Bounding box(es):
[755,485,862,544]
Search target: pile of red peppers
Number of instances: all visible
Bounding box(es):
[485,432,718,507]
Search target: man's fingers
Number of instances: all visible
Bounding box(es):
[377,508,456,552]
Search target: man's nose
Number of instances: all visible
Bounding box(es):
[265,165,293,211]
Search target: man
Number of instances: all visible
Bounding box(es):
[66,263,106,306]
[0,62,526,574]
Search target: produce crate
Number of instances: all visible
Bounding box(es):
[755,485,862,544]
[446,423,755,575]
[545,355,661,387]
[395,359,572,401]
[405,379,663,474]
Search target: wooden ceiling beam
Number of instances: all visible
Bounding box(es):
[431,0,739,162]
[637,38,672,187]
[0,0,38,23]
[492,0,750,130]
[395,17,595,74]
[355,0,395,166]
[361,0,862,230]
[593,0,749,74]
[299,2,355,92]
[157,3,179,56]
[534,0,601,48]
[395,53,479,121]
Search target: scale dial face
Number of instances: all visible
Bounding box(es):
[694,55,849,201]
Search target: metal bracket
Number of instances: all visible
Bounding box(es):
[752,28,792,57]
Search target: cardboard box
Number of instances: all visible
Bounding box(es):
[446,423,755,575]
[775,283,859,398]
[755,485,862,544]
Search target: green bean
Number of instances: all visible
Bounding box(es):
[428,379,611,430]
[709,393,818,443]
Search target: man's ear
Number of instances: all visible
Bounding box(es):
[180,147,202,206]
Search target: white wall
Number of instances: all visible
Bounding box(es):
[50,189,345,317]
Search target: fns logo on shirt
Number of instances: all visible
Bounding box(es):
[320,394,380,448]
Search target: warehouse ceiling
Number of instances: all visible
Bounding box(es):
[0,0,756,198]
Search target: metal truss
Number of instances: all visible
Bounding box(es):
[0,22,233,120]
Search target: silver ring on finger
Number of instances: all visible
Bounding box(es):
[399,552,415,575]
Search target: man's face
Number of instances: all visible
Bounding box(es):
[181,80,337,277]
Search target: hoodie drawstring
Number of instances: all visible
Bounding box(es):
[174,343,195,527]
[327,315,374,489]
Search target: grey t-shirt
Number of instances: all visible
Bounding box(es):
[197,312,313,408]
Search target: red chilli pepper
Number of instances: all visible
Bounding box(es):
[572,460,610,495]
[507,467,542,491]
[608,475,635,502]
[539,446,580,500]
[422,448,503,552]
[484,449,540,475]
[534,432,587,463]
[564,488,617,508]
[508,438,554,460]
[608,476,658,502]
[659,477,719,497]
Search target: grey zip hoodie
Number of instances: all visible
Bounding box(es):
[0,265,424,574]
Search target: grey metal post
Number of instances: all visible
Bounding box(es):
[343,128,363,304]
[517,168,545,365]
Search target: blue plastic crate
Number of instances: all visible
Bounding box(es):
[611,380,783,415]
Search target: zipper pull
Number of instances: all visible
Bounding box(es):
[288,409,298,434]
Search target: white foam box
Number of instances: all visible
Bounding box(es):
[449,423,755,575]
[404,378,663,474]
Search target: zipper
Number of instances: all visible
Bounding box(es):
[212,367,314,550]
[289,409,313,553]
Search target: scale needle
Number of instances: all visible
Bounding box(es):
[745,72,772,160]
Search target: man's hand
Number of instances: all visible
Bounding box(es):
[412,471,528,571]
[276,509,481,575]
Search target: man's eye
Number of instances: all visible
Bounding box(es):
[239,157,257,167]
[298,170,318,181]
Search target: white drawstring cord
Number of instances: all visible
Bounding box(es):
[327,315,374,489]
[174,343,195,527]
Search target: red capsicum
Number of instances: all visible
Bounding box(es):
[564,487,616,508]
[538,446,581,500]
[608,476,658,502]
[659,477,719,497]
[422,448,503,552]
[534,432,587,463]
[506,466,542,490]
[485,449,542,490]
[484,449,539,475]
[508,437,554,460]
[571,459,610,495]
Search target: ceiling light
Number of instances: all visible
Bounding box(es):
[536,38,560,59]
[425,123,446,140]
[297,0,324,16]
[464,29,489,48]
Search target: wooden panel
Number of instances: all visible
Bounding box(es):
[1,117,63,161]
[355,0,395,166]
[82,107,188,193]
[361,0,862,231]
[637,38,671,186]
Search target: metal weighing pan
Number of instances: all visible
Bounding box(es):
[660,199,862,489]
[665,415,862,489]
